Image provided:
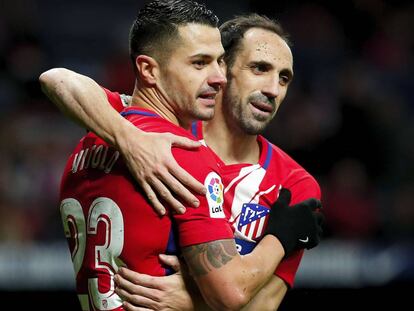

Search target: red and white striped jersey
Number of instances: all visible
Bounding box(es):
[191,121,321,287]
[106,89,321,287]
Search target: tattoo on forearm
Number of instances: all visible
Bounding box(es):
[182,239,238,276]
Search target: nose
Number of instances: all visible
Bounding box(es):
[262,76,280,100]
[207,62,227,90]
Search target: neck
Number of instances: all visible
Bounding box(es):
[204,106,260,165]
[130,80,190,129]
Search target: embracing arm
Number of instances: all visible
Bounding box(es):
[39,68,131,145]
[241,275,287,311]
[39,68,205,214]
[114,253,287,311]
[182,189,323,311]
[182,236,284,311]
[114,189,322,310]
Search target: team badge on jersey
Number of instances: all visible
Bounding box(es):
[205,172,225,218]
[237,203,270,240]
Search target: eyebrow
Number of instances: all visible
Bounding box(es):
[248,60,272,69]
[249,60,294,79]
[190,52,226,60]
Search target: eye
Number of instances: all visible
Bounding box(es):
[250,63,268,74]
[218,57,225,67]
[192,60,206,69]
[279,75,290,86]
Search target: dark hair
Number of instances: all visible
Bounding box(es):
[129,0,219,70]
[220,14,290,69]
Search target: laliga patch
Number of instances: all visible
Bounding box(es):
[205,172,225,218]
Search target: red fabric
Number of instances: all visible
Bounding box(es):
[104,91,322,287]
[60,107,232,310]
[195,122,321,288]
[102,87,124,112]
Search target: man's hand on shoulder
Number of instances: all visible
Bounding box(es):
[116,127,206,215]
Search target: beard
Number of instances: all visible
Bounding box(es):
[158,74,215,125]
[223,87,275,135]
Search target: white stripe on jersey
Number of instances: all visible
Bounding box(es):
[225,164,260,194]
[253,184,276,202]
[256,214,266,238]
[228,166,266,224]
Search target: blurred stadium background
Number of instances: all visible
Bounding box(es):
[0,0,413,309]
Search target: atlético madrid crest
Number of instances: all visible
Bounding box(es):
[237,203,270,240]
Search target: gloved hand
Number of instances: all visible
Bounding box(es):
[265,188,324,257]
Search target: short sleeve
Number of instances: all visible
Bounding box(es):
[171,147,234,247]
[122,114,234,249]
[286,172,321,204]
[275,249,303,287]
[102,87,125,112]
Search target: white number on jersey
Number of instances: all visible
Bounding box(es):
[60,197,124,311]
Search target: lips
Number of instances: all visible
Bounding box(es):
[198,92,217,100]
[250,101,273,113]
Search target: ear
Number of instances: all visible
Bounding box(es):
[135,55,159,86]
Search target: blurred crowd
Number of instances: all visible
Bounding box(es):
[0,0,413,244]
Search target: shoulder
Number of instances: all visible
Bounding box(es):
[101,87,126,112]
[120,107,202,143]
[123,109,219,178]
[263,137,321,201]
[172,144,220,180]
[124,110,194,140]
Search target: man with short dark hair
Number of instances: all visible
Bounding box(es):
[112,14,322,310]
[41,2,323,310]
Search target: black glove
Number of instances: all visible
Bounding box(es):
[265,188,324,257]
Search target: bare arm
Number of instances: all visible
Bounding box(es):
[115,255,196,311]
[39,68,130,145]
[241,275,288,311]
[114,190,322,310]
[114,254,287,311]
[182,190,323,311]
[182,236,284,311]
[39,68,206,214]
[114,242,285,311]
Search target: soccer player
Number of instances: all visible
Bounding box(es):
[112,15,322,311]
[40,1,323,311]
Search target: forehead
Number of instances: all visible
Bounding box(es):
[237,27,293,69]
[174,23,224,57]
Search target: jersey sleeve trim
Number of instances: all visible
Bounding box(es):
[178,221,234,248]
[275,249,304,288]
